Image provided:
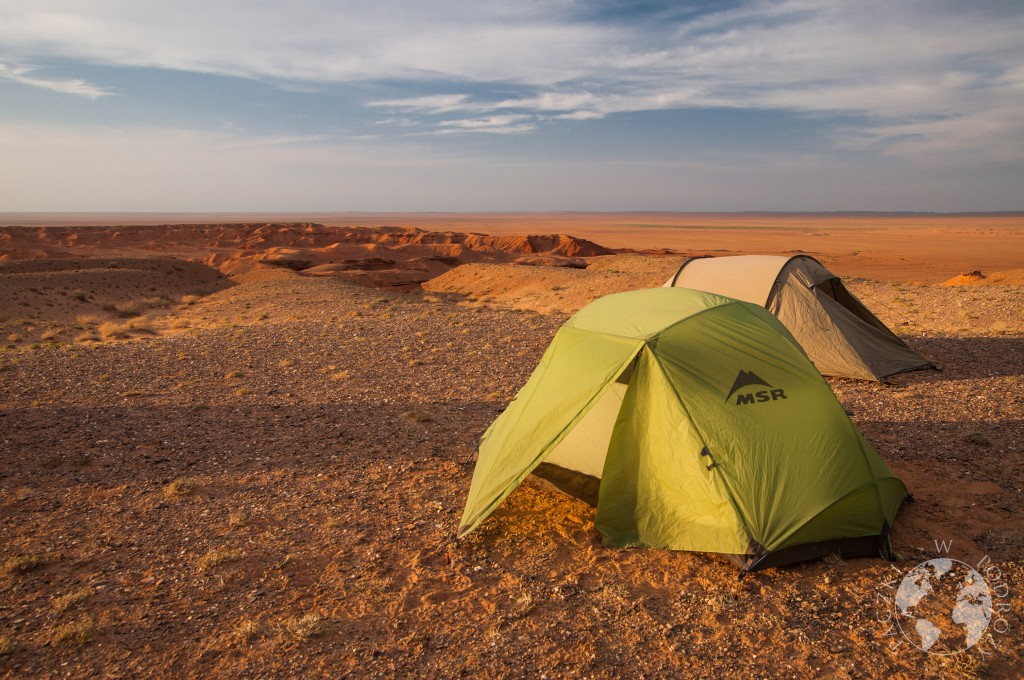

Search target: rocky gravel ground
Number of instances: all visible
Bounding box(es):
[1,268,1021,678]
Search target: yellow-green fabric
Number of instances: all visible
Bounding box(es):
[459,287,907,564]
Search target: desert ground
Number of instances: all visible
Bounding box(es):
[0,214,1022,678]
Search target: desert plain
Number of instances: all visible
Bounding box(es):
[0,212,1022,678]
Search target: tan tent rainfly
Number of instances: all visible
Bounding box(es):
[665,255,934,381]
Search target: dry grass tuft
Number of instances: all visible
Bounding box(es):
[822,551,843,567]
[234,619,261,644]
[285,612,327,641]
[98,321,131,339]
[123,317,156,333]
[49,614,96,647]
[41,454,65,469]
[924,649,984,679]
[278,358,294,367]
[0,636,15,656]
[228,510,247,528]
[181,294,202,305]
[53,587,92,613]
[1,551,63,576]
[330,370,350,381]
[962,430,991,446]
[68,453,92,467]
[112,301,145,318]
[403,410,434,423]
[75,331,101,343]
[225,370,244,379]
[976,528,1024,554]
[196,548,243,572]
[163,478,198,497]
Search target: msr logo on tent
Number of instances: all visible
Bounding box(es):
[726,369,788,405]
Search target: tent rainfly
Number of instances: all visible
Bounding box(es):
[664,255,934,381]
[459,287,907,571]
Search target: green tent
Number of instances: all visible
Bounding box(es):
[459,287,907,571]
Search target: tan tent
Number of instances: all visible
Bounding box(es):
[665,255,934,381]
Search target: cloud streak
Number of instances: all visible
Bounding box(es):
[0,63,112,99]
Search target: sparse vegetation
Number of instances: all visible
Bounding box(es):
[1,551,63,576]
[124,317,156,333]
[112,301,145,317]
[225,370,244,378]
[49,614,96,647]
[963,431,991,446]
[924,649,984,679]
[228,511,247,528]
[285,612,326,641]
[234,619,261,643]
[181,294,202,305]
[330,370,350,381]
[53,587,93,613]
[164,478,198,497]
[41,453,65,469]
[0,636,15,656]
[976,528,1024,553]
[98,321,132,339]
[196,548,243,572]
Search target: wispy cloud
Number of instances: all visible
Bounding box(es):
[1,1,1022,162]
[0,63,112,99]
[434,114,535,135]
[367,94,475,114]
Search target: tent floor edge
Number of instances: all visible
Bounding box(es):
[744,535,887,571]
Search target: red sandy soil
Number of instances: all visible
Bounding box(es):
[0,222,1022,678]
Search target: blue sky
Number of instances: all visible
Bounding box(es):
[1,1,1022,211]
